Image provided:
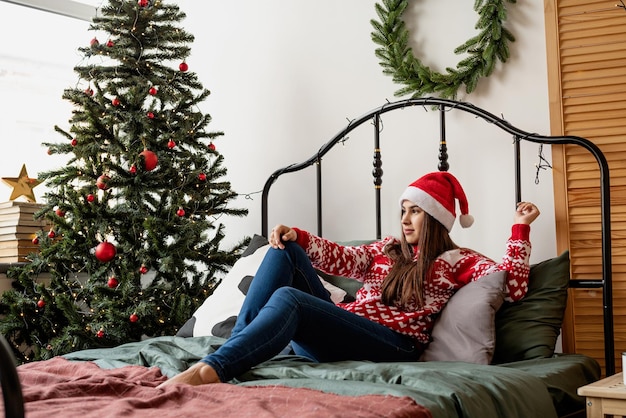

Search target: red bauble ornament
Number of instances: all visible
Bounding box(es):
[86,194,95,203]
[208,142,216,151]
[96,174,110,190]
[47,149,52,155]
[95,242,117,263]
[37,299,45,308]
[149,86,158,95]
[107,277,119,288]
[71,138,78,146]
[140,149,158,171]
[84,88,94,96]
[147,111,155,119]
[106,39,114,47]
[111,97,120,107]
[138,0,148,6]
[130,164,137,174]
[176,207,185,217]
[55,208,65,217]
[96,329,105,338]
[139,265,148,274]
[198,173,207,181]
[48,230,56,239]
[90,37,99,47]
[129,313,139,323]
[32,237,39,245]
[167,139,176,149]
[179,61,189,72]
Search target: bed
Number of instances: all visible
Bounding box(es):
[0,98,615,418]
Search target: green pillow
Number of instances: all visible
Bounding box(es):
[492,250,570,364]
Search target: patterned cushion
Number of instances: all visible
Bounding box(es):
[177,235,346,338]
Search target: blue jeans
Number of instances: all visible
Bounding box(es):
[200,242,422,382]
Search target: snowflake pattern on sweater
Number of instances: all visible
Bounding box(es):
[293,224,531,344]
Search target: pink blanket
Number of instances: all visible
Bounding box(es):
[4,357,431,418]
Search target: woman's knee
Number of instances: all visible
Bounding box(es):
[264,242,304,262]
[269,287,305,308]
[265,243,309,270]
[280,241,307,260]
[273,286,301,299]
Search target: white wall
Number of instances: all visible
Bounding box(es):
[180,0,556,263]
[0,0,557,263]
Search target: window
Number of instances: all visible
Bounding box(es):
[1,0,99,21]
[0,1,96,201]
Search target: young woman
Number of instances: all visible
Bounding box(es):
[159,171,540,387]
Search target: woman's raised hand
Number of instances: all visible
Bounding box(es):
[269,224,297,249]
[515,202,540,225]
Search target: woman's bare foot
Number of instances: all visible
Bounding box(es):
[157,362,220,388]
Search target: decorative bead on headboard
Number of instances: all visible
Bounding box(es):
[438,106,449,172]
[372,148,382,189]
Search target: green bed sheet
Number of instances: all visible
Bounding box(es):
[64,336,600,418]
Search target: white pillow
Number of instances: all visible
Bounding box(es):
[190,243,346,338]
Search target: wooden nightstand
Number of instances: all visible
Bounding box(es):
[578,373,626,417]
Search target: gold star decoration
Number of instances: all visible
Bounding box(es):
[2,164,42,203]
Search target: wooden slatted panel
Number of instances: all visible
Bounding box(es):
[544,0,626,376]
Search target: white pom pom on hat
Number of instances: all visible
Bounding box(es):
[459,213,475,228]
[399,171,473,232]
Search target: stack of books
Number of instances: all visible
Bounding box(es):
[0,201,48,263]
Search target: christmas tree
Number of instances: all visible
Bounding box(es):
[0,0,248,363]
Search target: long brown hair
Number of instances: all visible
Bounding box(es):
[382,212,458,309]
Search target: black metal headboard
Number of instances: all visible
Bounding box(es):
[0,334,24,418]
[260,97,615,375]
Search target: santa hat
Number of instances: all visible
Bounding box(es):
[399,172,474,232]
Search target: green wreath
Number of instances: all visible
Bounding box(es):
[371,0,516,99]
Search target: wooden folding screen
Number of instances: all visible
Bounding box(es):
[544,0,626,375]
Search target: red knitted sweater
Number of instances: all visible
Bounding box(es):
[292,224,531,344]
